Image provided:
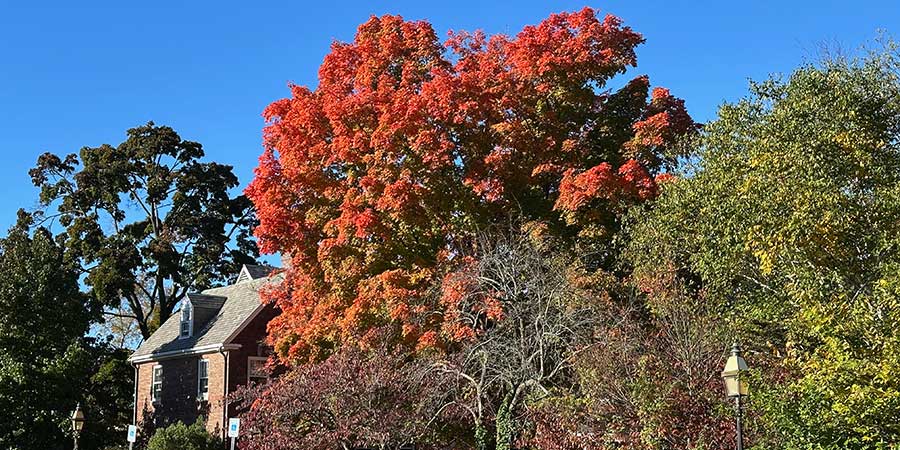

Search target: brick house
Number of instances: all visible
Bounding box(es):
[128,264,281,438]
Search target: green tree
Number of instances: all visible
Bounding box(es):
[29,122,259,339]
[77,345,135,450]
[0,212,92,450]
[627,47,900,448]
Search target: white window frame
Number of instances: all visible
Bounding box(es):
[151,364,163,403]
[197,358,209,401]
[247,357,268,384]
[179,302,193,339]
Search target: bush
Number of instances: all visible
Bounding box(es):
[146,418,221,450]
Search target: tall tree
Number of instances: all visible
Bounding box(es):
[30,122,259,339]
[627,47,900,448]
[247,7,697,362]
[0,212,91,450]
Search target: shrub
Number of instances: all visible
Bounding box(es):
[146,418,221,450]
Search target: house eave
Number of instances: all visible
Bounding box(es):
[128,343,241,364]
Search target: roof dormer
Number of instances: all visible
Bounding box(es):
[178,294,228,340]
[179,301,193,339]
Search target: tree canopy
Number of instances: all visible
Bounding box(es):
[247,7,697,362]
[0,213,90,449]
[626,48,900,448]
[30,122,259,339]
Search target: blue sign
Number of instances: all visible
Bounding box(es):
[127,425,137,443]
[228,418,240,438]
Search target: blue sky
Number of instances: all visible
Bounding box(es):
[1,0,898,237]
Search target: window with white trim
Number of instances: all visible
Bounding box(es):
[248,357,268,385]
[151,365,163,403]
[197,359,209,401]
[179,302,192,339]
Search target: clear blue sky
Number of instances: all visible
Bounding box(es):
[1,1,897,235]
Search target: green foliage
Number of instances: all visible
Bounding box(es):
[627,46,900,448]
[77,346,135,450]
[29,122,259,339]
[495,395,513,450]
[0,212,134,450]
[0,213,91,450]
[146,419,222,450]
[474,424,489,450]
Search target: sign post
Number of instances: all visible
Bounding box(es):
[228,418,240,450]
[126,424,137,450]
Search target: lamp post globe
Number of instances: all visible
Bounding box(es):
[721,343,749,450]
[71,403,85,450]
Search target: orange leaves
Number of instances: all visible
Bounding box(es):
[555,163,618,212]
[617,159,658,200]
[247,8,696,363]
[505,9,643,83]
[626,85,698,165]
[554,159,659,215]
[437,263,509,345]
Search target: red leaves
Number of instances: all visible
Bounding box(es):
[230,350,451,450]
[626,85,698,165]
[554,159,659,214]
[247,8,696,363]
[505,9,643,83]
[617,159,658,200]
[555,163,618,211]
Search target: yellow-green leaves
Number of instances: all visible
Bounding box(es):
[627,47,900,448]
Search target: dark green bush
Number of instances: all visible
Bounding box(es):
[146,419,221,450]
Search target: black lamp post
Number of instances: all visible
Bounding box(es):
[721,343,749,450]
[71,403,85,450]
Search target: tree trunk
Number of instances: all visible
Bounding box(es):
[475,420,489,450]
[495,394,513,450]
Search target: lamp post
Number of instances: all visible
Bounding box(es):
[71,403,85,450]
[721,343,749,450]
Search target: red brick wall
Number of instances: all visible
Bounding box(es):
[227,305,278,395]
[133,304,279,439]
[205,352,228,437]
[135,362,153,428]
[134,352,227,438]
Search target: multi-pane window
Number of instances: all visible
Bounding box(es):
[197,359,209,401]
[151,365,163,403]
[248,357,267,385]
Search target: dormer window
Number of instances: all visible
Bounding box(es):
[180,302,193,339]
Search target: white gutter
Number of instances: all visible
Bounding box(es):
[128,343,241,364]
[220,347,231,438]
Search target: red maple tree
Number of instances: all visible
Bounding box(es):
[246,7,697,362]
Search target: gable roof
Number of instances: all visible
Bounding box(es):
[237,264,276,284]
[129,266,282,363]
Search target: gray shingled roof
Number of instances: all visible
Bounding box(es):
[129,266,282,361]
[187,293,227,310]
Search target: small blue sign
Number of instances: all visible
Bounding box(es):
[127,425,137,443]
[228,418,240,437]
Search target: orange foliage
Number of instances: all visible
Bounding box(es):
[247,8,697,362]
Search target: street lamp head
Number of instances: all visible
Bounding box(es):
[71,403,85,433]
[721,342,749,398]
